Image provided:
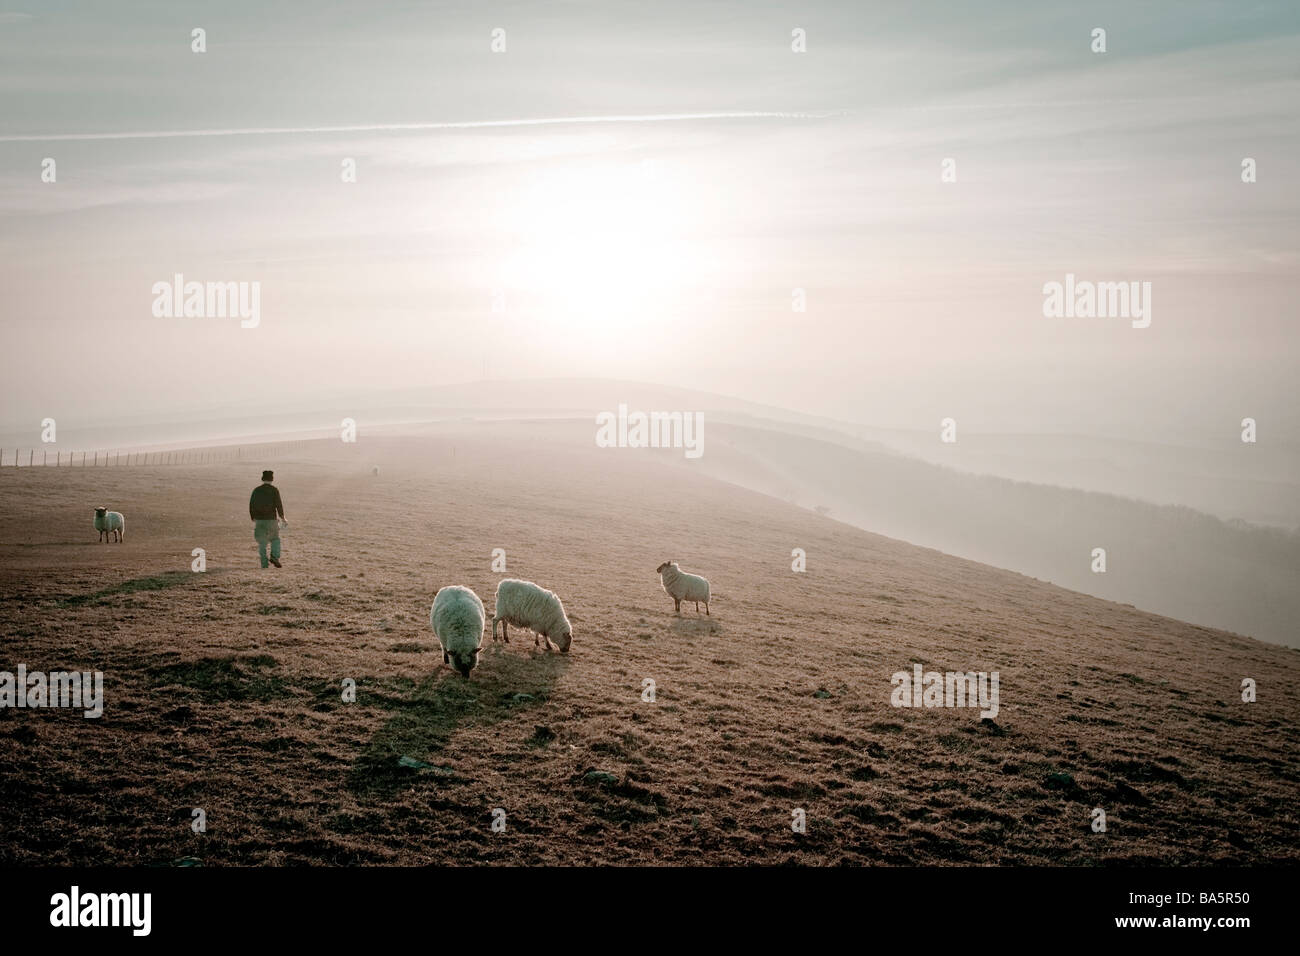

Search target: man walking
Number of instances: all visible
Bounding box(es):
[249,470,286,568]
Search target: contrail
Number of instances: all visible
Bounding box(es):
[0,110,843,143]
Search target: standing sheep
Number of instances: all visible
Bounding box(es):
[491,579,572,653]
[429,585,486,678]
[93,507,125,543]
[656,561,709,615]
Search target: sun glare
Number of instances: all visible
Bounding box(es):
[499,159,700,337]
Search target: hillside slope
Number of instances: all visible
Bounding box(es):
[689,423,1300,648]
[0,424,1296,864]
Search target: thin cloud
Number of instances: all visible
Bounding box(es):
[0,110,843,143]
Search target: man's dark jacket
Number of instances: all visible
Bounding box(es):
[249,483,285,521]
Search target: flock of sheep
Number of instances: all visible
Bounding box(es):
[434,563,710,678]
[89,507,708,680]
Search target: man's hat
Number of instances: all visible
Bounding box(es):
[261,470,274,482]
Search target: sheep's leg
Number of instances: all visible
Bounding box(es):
[705,601,710,616]
[501,622,509,643]
[695,601,699,613]
[674,598,681,613]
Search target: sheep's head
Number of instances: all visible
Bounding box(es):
[656,561,672,574]
[94,507,107,517]
[557,629,572,653]
[451,649,479,678]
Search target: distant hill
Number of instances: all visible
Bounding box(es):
[5,378,1294,645]
[682,422,1300,648]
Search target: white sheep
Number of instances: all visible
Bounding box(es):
[656,561,709,615]
[93,507,125,543]
[429,585,486,678]
[491,579,572,653]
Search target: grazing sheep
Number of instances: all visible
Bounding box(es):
[93,507,125,543]
[656,560,709,614]
[429,585,486,678]
[491,579,572,653]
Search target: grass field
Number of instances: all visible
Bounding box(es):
[1,423,1297,864]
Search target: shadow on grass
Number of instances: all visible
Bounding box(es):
[147,653,290,702]
[670,615,723,638]
[12,542,115,548]
[347,646,570,798]
[57,571,197,607]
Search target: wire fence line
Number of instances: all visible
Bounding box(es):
[0,439,317,468]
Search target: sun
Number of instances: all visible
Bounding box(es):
[497,158,700,337]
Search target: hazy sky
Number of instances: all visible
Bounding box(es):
[2,0,1298,444]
